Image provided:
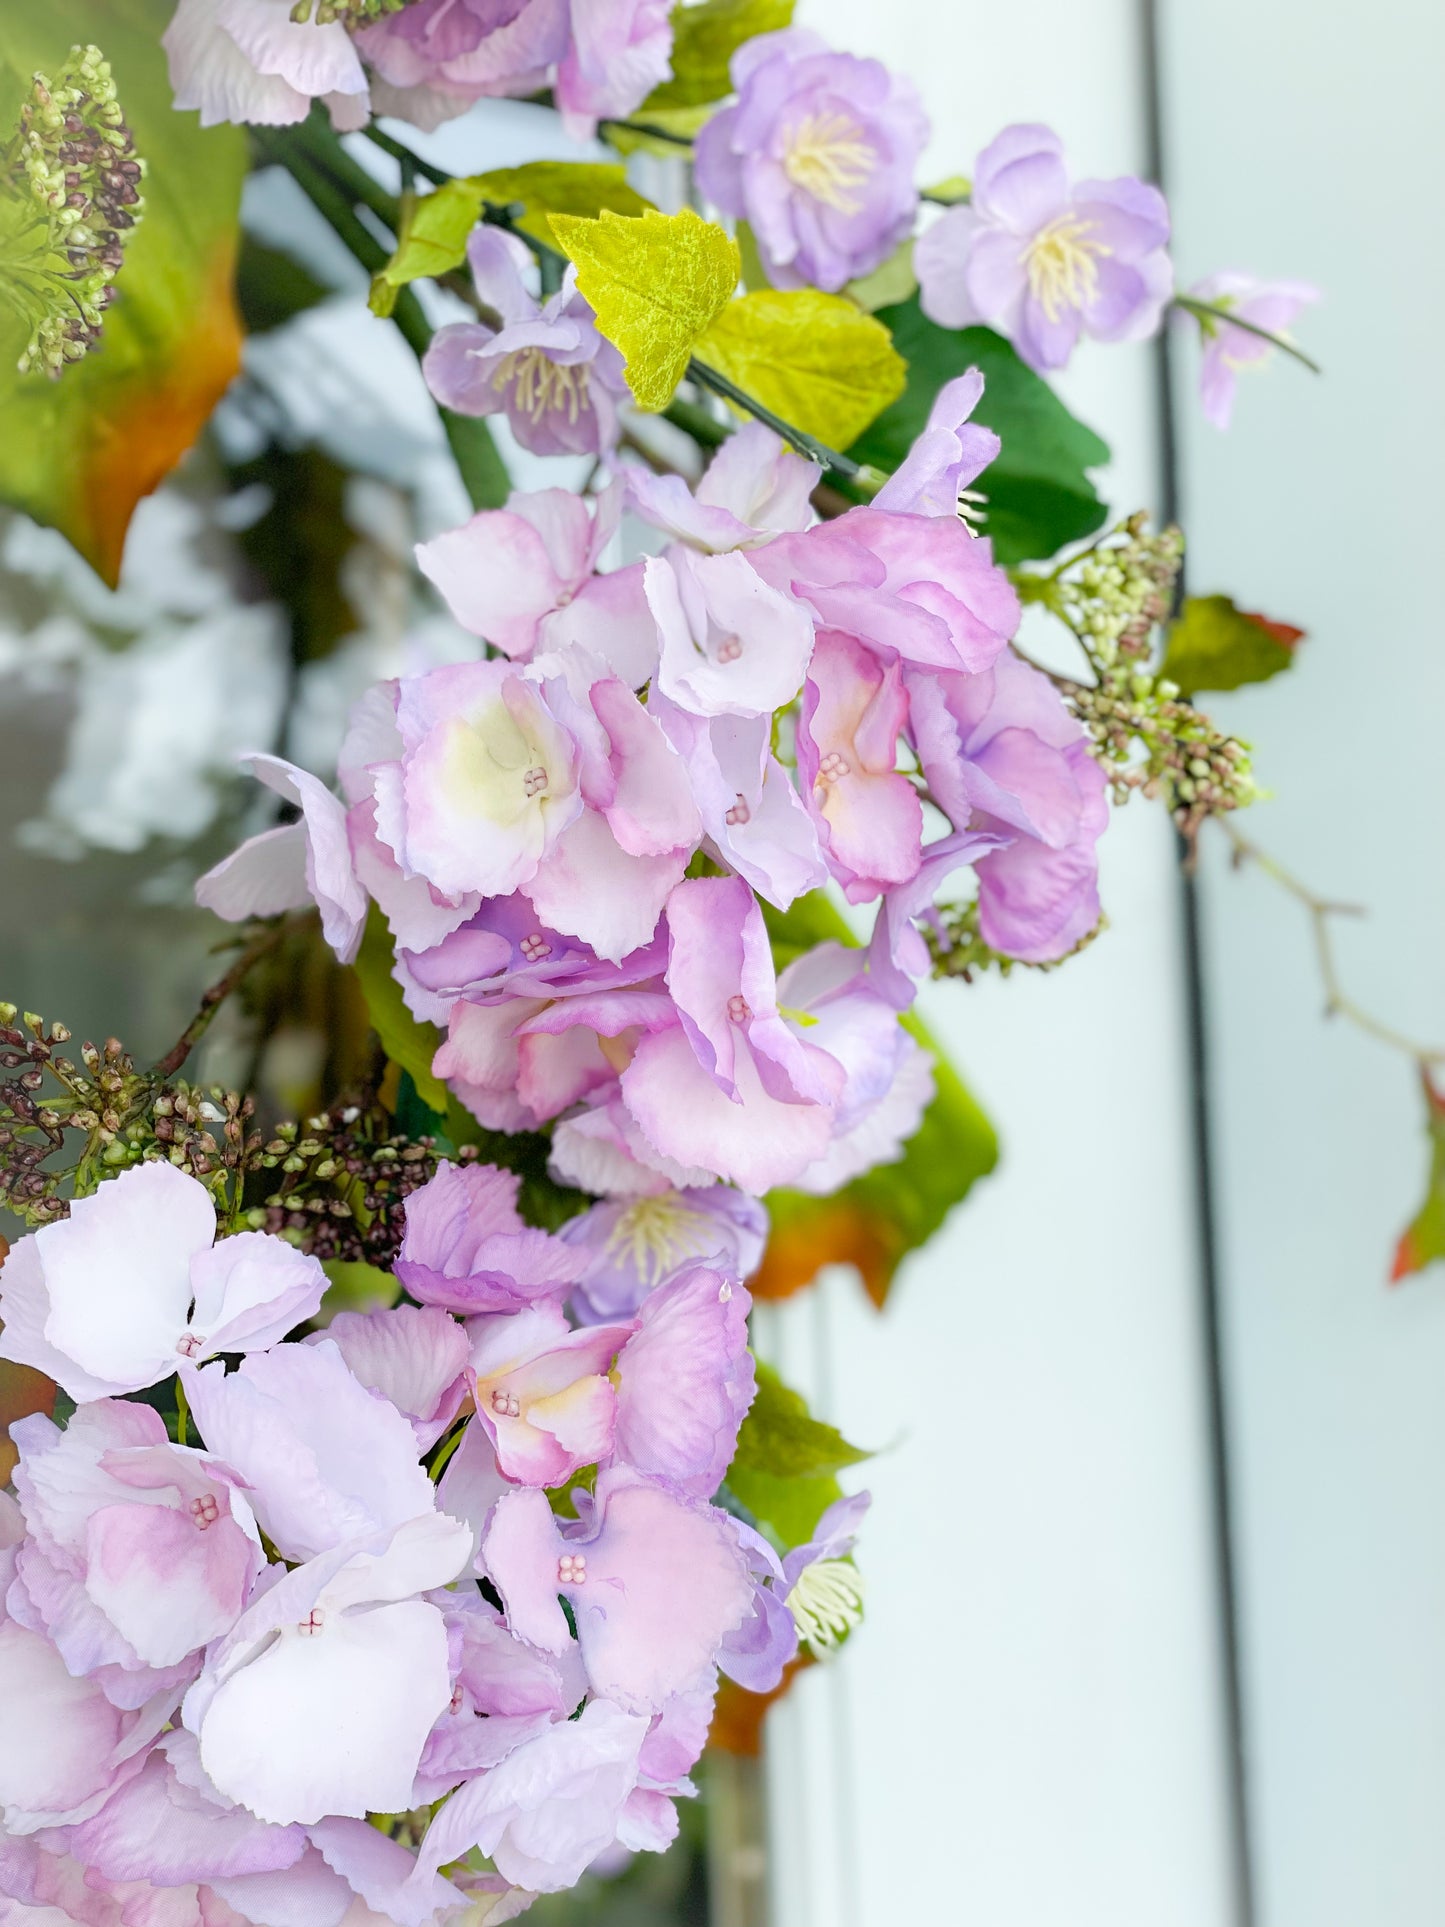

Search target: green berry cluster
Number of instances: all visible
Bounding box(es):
[288,0,416,25]
[1021,515,1257,841]
[1,45,144,378]
[923,900,1106,981]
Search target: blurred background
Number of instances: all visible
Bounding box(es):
[2,0,1442,1924]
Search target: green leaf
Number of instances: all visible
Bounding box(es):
[369,164,655,315]
[317,1259,401,1319]
[0,0,246,585]
[552,206,739,412]
[1392,1069,1445,1283]
[697,288,906,448]
[848,298,1111,566]
[352,907,450,1114]
[726,1361,868,1547]
[600,102,715,158]
[645,0,794,108]
[1159,593,1305,695]
[235,234,328,335]
[756,891,1000,1307]
[843,241,919,315]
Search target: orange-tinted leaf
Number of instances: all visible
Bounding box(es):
[0,1234,57,1483]
[0,0,246,585]
[1391,1068,1445,1283]
[709,1653,815,1756]
[751,1192,901,1305]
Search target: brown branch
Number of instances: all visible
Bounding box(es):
[152,918,302,1082]
[1218,823,1445,1066]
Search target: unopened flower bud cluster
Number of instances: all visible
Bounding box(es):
[1037,515,1257,840]
[2,44,144,377]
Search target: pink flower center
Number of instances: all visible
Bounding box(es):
[725,794,751,827]
[523,765,548,798]
[727,995,751,1025]
[715,635,743,664]
[175,1331,203,1359]
[297,1609,326,1637]
[491,1388,522,1419]
[558,1553,587,1586]
[520,933,551,962]
[816,751,849,786]
[189,1494,221,1531]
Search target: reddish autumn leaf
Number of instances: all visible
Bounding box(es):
[1391,1068,1445,1283]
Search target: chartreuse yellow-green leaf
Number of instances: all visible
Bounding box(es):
[550,206,740,411]
[0,0,245,586]
[696,288,907,448]
[644,0,795,109]
[369,162,654,316]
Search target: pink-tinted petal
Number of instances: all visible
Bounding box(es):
[569,1474,753,1711]
[613,1270,754,1497]
[482,1488,572,1654]
[622,1025,836,1194]
[69,1750,306,1884]
[411,1700,648,1894]
[524,811,684,964]
[304,1305,470,1451]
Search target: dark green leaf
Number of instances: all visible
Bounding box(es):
[726,1360,868,1547]
[234,234,328,334]
[352,906,450,1113]
[849,298,1111,566]
[757,891,1000,1306]
[1159,593,1305,695]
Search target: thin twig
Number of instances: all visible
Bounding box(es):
[1218,822,1444,1065]
[1173,294,1322,375]
[152,920,299,1082]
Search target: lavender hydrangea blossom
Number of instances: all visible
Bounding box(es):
[1184,270,1320,428]
[694,28,929,293]
[916,123,1173,372]
[423,229,629,459]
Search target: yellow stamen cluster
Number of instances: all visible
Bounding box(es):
[781,109,876,215]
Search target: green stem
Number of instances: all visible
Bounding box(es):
[254,127,508,509]
[598,117,696,149]
[1173,293,1322,374]
[355,123,868,482]
[688,357,862,478]
[174,1376,192,1448]
[427,1421,468,1482]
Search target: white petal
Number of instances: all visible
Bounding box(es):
[39,1164,214,1394]
[182,1344,436,1563]
[196,822,310,923]
[191,1232,327,1356]
[0,1236,127,1403]
[197,1600,452,1824]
